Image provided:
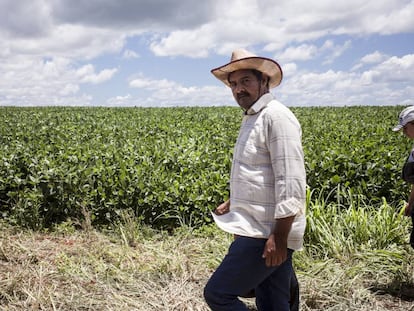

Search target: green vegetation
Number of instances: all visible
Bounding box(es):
[0,107,237,229]
[0,105,411,229]
[0,105,413,310]
[1,195,413,310]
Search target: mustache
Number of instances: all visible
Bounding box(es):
[237,92,250,100]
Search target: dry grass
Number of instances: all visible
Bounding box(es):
[0,221,413,311]
[0,223,224,310]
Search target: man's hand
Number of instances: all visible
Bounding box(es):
[404,203,413,217]
[262,234,288,267]
[214,200,230,215]
[262,215,295,267]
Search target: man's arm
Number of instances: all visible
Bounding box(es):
[214,199,230,215]
[262,216,295,267]
[405,184,414,216]
[264,106,306,267]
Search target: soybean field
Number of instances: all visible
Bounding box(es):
[1,105,414,311]
[0,105,410,229]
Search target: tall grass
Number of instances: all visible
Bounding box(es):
[0,187,413,310]
[305,186,408,258]
[296,187,414,310]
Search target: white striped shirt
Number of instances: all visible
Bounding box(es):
[213,93,307,250]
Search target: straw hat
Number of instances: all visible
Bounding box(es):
[211,49,283,89]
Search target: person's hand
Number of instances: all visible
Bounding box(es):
[404,203,413,217]
[214,200,230,215]
[262,234,287,267]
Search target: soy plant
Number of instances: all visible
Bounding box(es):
[0,105,411,230]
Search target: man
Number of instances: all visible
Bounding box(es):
[204,49,307,311]
[393,106,414,249]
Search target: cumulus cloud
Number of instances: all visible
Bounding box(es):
[150,25,214,58]
[106,94,133,106]
[129,76,177,90]
[352,51,390,71]
[361,51,389,64]
[279,53,414,107]
[50,0,217,29]
[278,44,319,63]
[0,56,117,106]
[0,0,52,37]
[126,75,231,107]
[3,24,126,61]
[77,65,118,84]
[321,40,352,64]
[0,0,413,107]
[149,0,414,57]
[122,49,140,59]
[362,54,414,83]
[275,40,351,67]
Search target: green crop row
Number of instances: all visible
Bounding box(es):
[298,106,409,205]
[0,105,410,229]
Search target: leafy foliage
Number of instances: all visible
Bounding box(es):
[295,106,410,205]
[0,105,411,229]
[0,107,238,229]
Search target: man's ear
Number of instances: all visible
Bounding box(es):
[261,74,270,89]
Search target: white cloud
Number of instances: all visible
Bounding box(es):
[148,0,414,57]
[279,53,414,107]
[280,63,298,78]
[50,0,216,30]
[357,0,414,34]
[278,45,318,63]
[2,1,414,60]
[321,40,352,64]
[107,87,233,107]
[129,76,177,90]
[106,94,133,106]
[77,65,118,84]
[276,40,351,66]
[361,51,389,64]
[126,74,232,107]
[365,54,414,82]
[122,49,140,59]
[4,24,126,61]
[150,25,214,58]
[0,0,413,108]
[0,56,116,106]
[352,51,390,71]
[0,0,52,37]
[59,84,79,96]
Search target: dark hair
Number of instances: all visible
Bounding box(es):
[250,69,263,81]
[228,69,269,89]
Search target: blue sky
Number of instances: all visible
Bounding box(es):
[1,0,413,107]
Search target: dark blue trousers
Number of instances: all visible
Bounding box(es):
[204,236,296,311]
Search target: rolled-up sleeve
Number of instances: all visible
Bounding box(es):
[265,107,307,219]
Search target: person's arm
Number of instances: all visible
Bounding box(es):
[262,216,295,267]
[405,184,414,216]
[214,199,230,215]
[262,107,306,267]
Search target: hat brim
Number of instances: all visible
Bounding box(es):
[393,125,403,131]
[211,57,283,89]
[393,114,414,131]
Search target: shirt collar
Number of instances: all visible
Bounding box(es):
[245,93,274,115]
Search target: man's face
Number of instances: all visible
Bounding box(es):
[228,69,267,110]
[403,122,414,139]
